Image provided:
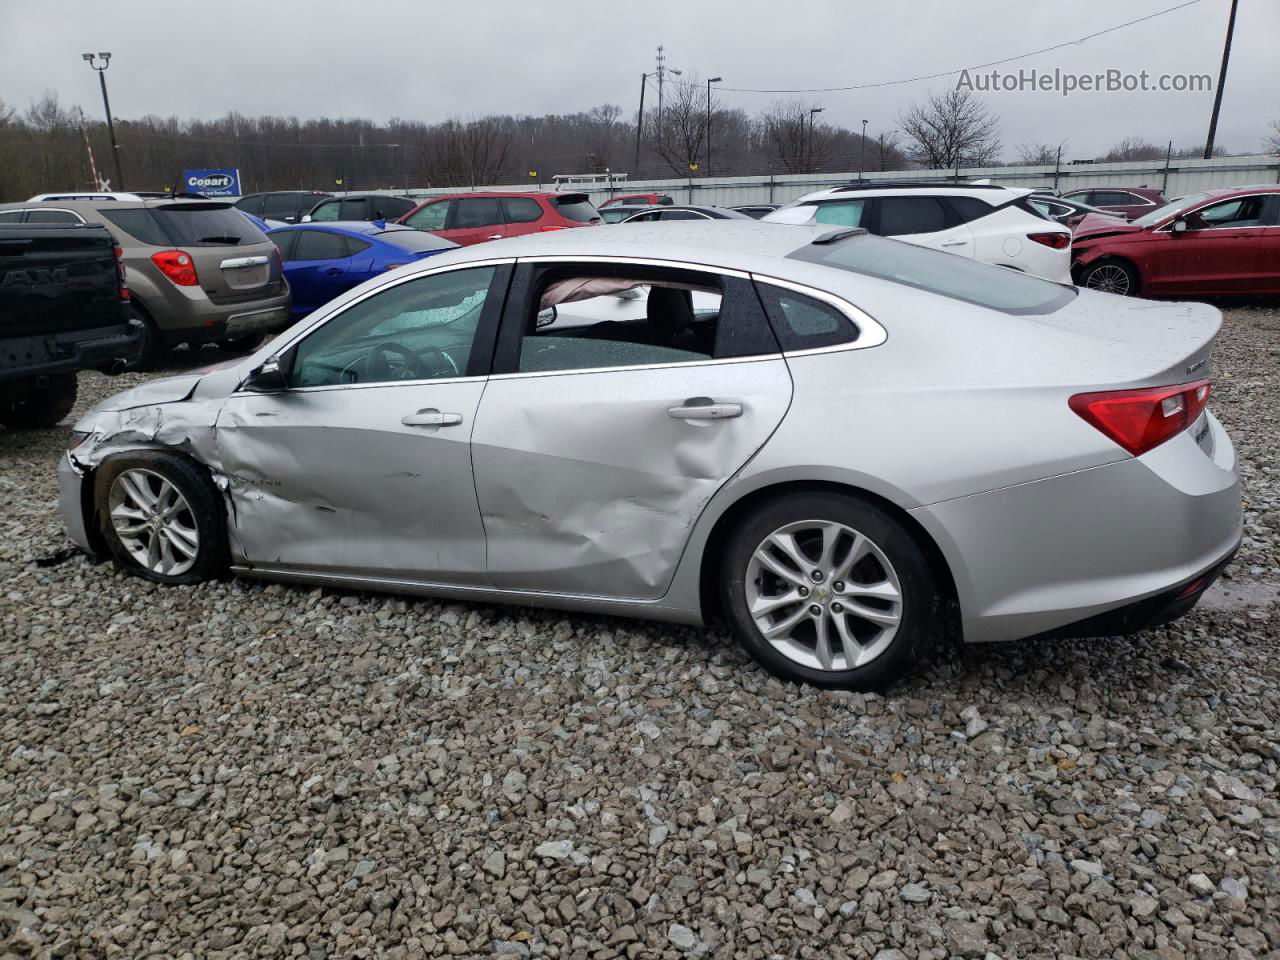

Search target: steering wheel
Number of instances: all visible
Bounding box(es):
[363,342,426,382]
[362,341,460,382]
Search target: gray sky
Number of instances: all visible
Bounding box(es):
[1,0,1276,163]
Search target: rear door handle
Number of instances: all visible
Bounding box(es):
[401,408,463,427]
[667,397,743,420]
[940,239,968,247]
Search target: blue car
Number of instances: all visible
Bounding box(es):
[267,221,458,320]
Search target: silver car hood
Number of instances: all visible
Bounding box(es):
[87,372,204,414]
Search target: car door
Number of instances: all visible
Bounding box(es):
[438,196,506,245]
[286,229,355,316]
[1157,195,1267,295]
[215,262,512,581]
[470,257,793,600]
[873,196,974,258]
[1259,196,1280,293]
[501,196,546,238]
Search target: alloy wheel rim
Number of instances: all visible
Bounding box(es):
[1086,264,1131,295]
[108,469,200,576]
[745,519,902,672]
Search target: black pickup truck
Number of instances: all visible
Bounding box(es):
[0,223,140,429]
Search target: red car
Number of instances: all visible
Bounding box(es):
[598,193,673,208]
[1072,185,1280,297]
[398,191,601,246]
[1059,186,1166,221]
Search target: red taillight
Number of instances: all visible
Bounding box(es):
[1028,231,1071,249]
[1069,379,1210,456]
[151,249,199,287]
[113,244,129,301]
[382,262,409,272]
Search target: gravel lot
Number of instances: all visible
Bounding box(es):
[2,307,1278,960]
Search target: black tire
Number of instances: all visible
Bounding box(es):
[220,332,267,353]
[94,451,229,585]
[0,374,78,429]
[129,304,165,371]
[720,492,937,691]
[1078,259,1139,297]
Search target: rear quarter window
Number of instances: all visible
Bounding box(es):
[790,234,1075,316]
[98,208,170,245]
[552,196,601,223]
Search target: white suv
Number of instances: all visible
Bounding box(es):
[764,183,1072,282]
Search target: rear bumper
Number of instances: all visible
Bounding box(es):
[913,410,1243,643]
[154,288,293,346]
[0,321,142,384]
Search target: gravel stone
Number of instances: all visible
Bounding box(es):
[2,308,1279,957]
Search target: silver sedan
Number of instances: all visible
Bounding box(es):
[58,223,1242,690]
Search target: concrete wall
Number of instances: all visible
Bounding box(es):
[380,154,1280,207]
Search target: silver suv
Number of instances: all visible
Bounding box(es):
[0,199,291,365]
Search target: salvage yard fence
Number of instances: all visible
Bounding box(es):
[362,153,1280,208]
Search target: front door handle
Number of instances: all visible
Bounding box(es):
[486,234,503,241]
[668,397,743,420]
[401,408,463,427]
[940,239,968,247]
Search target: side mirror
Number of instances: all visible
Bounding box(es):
[536,306,557,328]
[301,214,313,223]
[243,352,292,392]
[1172,218,1188,233]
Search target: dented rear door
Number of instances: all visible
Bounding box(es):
[471,266,792,600]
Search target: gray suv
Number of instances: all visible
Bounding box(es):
[0,199,291,365]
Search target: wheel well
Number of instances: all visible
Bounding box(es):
[697,480,961,635]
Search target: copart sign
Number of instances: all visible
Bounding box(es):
[182,168,241,197]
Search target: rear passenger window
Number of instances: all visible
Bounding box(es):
[263,195,299,219]
[99,209,170,245]
[877,197,948,236]
[340,198,370,219]
[344,237,372,256]
[502,197,543,223]
[293,231,350,261]
[0,211,22,223]
[756,283,858,351]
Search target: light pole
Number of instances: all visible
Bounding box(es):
[387,143,406,193]
[636,71,653,172]
[860,119,868,180]
[82,53,124,191]
[706,77,722,177]
[808,107,824,171]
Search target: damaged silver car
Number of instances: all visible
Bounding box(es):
[59,222,1242,690]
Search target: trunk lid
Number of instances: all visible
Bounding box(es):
[1029,289,1220,388]
[149,203,283,304]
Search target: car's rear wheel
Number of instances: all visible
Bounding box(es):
[95,452,228,584]
[721,493,936,690]
[1079,259,1139,296]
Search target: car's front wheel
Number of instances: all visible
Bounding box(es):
[721,492,937,691]
[1079,259,1139,296]
[95,452,228,584]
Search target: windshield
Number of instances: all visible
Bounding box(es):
[1131,192,1209,228]
[790,234,1075,316]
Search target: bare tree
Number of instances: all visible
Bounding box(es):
[759,99,834,174]
[645,75,718,175]
[1267,121,1280,153]
[1015,140,1064,166]
[423,117,512,188]
[898,88,1001,169]
[1100,137,1164,162]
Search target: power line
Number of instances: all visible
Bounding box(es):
[663,0,1206,94]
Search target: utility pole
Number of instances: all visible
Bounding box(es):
[1203,0,1238,159]
[635,72,648,173]
[808,107,824,172]
[706,77,722,177]
[859,119,868,181]
[655,45,681,146]
[82,53,124,191]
